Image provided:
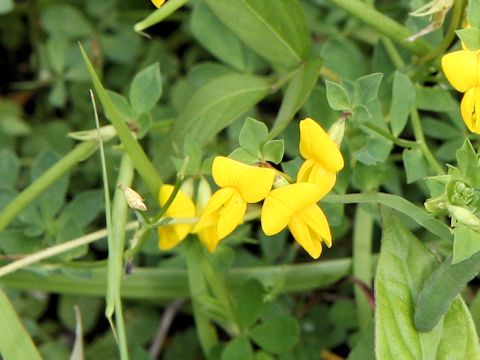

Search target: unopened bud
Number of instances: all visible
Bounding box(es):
[447,205,480,231]
[119,185,147,211]
[424,196,446,213]
[273,173,290,188]
[68,125,116,142]
[197,177,212,210]
[328,118,345,147]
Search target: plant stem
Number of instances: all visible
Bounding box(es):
[325,0,432,55]
[410,108,445,175]
[361,121,418,148]
[184,238,218,356]
[0,140,98,232]
[134,0,189,33]
[353,205,374,331]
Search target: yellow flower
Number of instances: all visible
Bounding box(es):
[442,50,480,133]
[261,183,331,259]
[151,0,165,8]
[297,118,344,197]
[157,184,195,250]
[194,156,275,252]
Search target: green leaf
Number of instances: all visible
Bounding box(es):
[325,80,351,111]
[235,279,265,329]
[157,73,269,177]
[347,323,374,360]
[205,0,310,69]
[129,62,162,115]
[0,149,20,187]
[456,28,480,51]
[377,208,480,358]
[453,224,480,264]
[354,72,383,106]
[229,148,260,165]
[262,140,284,164]
[41,4,91,38]
[270,56,323,137]
[389,71,415,136]
[80,45,163,196]
[58,295,102,333]
[468,0,480,30]
[59,190,104,229]
[239,118,269,157]
[221,336,254,360]
[0,0,13,14]
[106,90,134,123]
[191,1,262,72]
[46,35,68,74]
[415,252,480,331]
[353,136,392,165]
[402,147,429,183]
[0,287,42,360]
[250,316,300,354]
[456,139,480,186]
[415,86,457,112]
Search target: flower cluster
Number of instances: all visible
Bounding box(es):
[157,118,344,259]
[441,49,480,133]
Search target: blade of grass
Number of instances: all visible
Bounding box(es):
[0,286,42,360]
[80,45,162,197]
[91,91,129,360]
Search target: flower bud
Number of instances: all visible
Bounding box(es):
[119,185,147,211]
[447,204,480,231]
[327,118,345,147]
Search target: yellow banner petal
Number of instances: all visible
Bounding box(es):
[441,50,480,92]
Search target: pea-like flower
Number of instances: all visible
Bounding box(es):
[441,50,480,133]
[261,183,331,259]
[194,156,275,252]
[297,118,344,196]
[157,184,196,250]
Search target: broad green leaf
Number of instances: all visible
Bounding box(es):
[129,62,162,115]
[456,139,480,186]
[270,56,323,137]
[221,336,254,360]
[0,149,20,187]
[58,295,102,333]
[59,190,104,230]
[106,90,134,123]
[239,118,269,157]
[157,73,269,177]
[229,148,259,165]
[353,136,392,165]
[46,35,68,74]
[415,86,457,112]
[80,45,163,196]
[415,252,480,331]
[0,287,42,360]
[325,80,351,111]
[402,147,429,183]
[377,208,480,358]
[250,316,300,354]
[41,4,91,38]
[354,72,383,106]
[205,0,310,69]
[390,71,415,136]
[422,117,461,140]
[0,0,13,14]
[453,225,480,264]
[235,279,265,329]
[262,140,284,164]
[191,1,263,72]
[456,28,480,51]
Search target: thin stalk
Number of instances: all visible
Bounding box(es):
[410,108,445,175]
[361,121,418,148]
[381,37,405,69]
[134,0,189,33]
[184,238,218,356]
[352,205,374,331]
[325,0,432,55]
[0,140,98,232]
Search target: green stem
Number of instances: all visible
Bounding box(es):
[353,205,373,331]
[184,238,218,357]
[381,37,405,69]
[325,0,432,55]
[134,0,189,33]
[0,140,98,232]
[106,154,134,360]
[323,193,452,241]
[1,256,357,299]
[362,121,418,148]
[419,0,467,64]
[410,108,445,175]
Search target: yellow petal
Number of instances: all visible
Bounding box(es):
[212,156,275,202]
[217,192,246,239]
[261,183,322,235]
[441,50,480,92]
[461,87,480,133]
[288,215,322,259]
[194,188,235,231]
[197,225,219,253]
[158,224,189,250]
[159,185,196,218]
[297,159,337,198]
[299,118,344,172]
[151,0,165,8]
[298,204,332,247]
